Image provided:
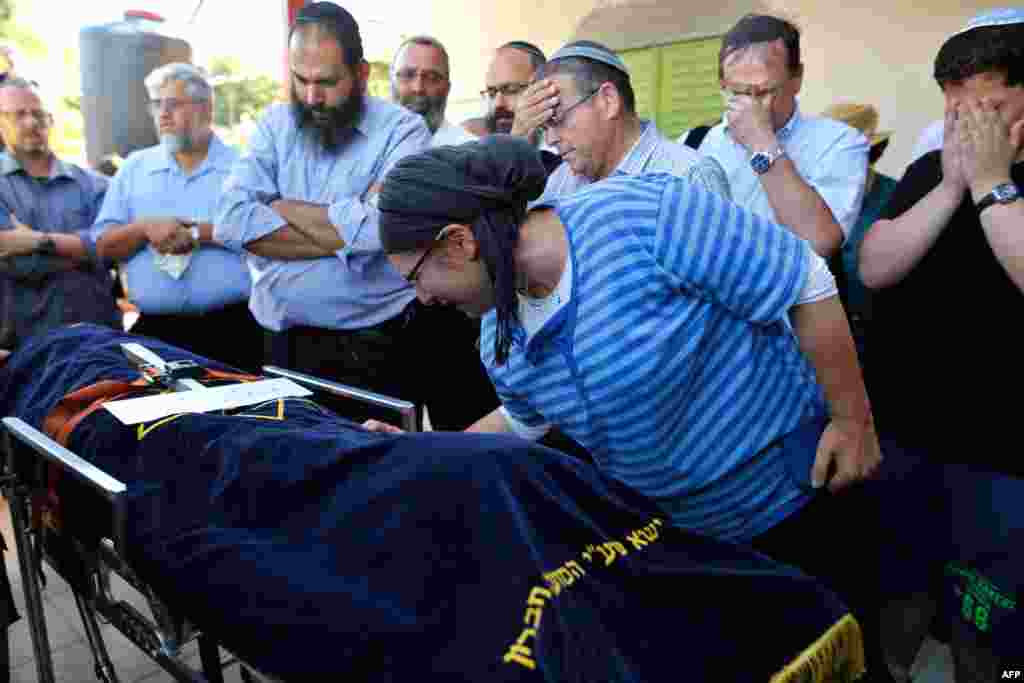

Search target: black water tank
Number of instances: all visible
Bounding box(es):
[79,10,192,168]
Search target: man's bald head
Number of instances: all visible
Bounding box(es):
[483,42,545,134]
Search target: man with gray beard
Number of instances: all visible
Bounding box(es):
[391,35,475,146]
[91,62,263,372]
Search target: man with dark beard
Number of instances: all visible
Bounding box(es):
[391,35,475,146]
[480,42,546,141]
[216,2,491,431]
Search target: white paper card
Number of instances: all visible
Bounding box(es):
[103,378,313,425]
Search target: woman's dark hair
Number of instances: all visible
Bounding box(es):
[934,23,1024,89]
[378,135,548,365]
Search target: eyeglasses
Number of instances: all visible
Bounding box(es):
[0,109,51,125]
[539,87,600,135]
[404,231,449,283]
[148,97,194,114]
[480,82,530,100]
[720,79,789,101]
[395,68,447,86]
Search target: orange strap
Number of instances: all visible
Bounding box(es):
[42,378,150,446]
[34,368,262,532]
[205,369,262,383]
[42,369,263,447]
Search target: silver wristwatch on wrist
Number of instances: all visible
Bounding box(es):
[750,146,786,176]
[975,182,1021,215]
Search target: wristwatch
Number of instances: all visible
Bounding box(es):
[750,146,786,176]
[180,219,201,247]
[975,182,1021,215]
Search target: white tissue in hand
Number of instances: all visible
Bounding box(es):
[150,245,194,280]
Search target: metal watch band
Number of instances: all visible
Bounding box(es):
[975,183,1021,215]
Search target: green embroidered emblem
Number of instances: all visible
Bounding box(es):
[946,562,1017,633]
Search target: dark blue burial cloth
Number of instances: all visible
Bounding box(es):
[0,324,864,681]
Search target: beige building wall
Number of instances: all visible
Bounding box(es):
[767,0,1007,177]
[380,0,1010,177]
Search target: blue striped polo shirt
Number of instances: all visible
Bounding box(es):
[480,172,827,542]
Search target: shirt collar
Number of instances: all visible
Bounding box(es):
[0,152,73,179]
[614,120,660,175]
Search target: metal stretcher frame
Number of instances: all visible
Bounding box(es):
[0,360,417,683]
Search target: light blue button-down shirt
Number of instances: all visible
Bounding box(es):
[214,99,431,332]
[535,120,730,205]
[90,135,251,315]
[693,104,869,239]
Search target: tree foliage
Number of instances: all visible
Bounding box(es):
[208,55,280,128]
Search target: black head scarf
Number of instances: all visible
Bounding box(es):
[379,134,548,365]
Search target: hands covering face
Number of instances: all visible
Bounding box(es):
[724,90,778,152]
[943,97,1024,195]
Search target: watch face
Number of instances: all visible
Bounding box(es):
[750,153,771,175]
[993,183,1020,203]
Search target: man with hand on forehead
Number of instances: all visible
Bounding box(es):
[695,14,869,258]
[480,41,546,142]
[525,40,729,202]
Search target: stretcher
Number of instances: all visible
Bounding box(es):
[0,324,869,682]
[1,337,415,682]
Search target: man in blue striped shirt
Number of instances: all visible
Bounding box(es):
[370,136,900,681]
[505,41,731,461]
[91,63,262,372]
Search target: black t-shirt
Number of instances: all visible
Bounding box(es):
[867,151,1024,474]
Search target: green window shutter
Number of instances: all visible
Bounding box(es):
[618,47,661,123]
[617,37,724,141]
[657,38,723,139]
